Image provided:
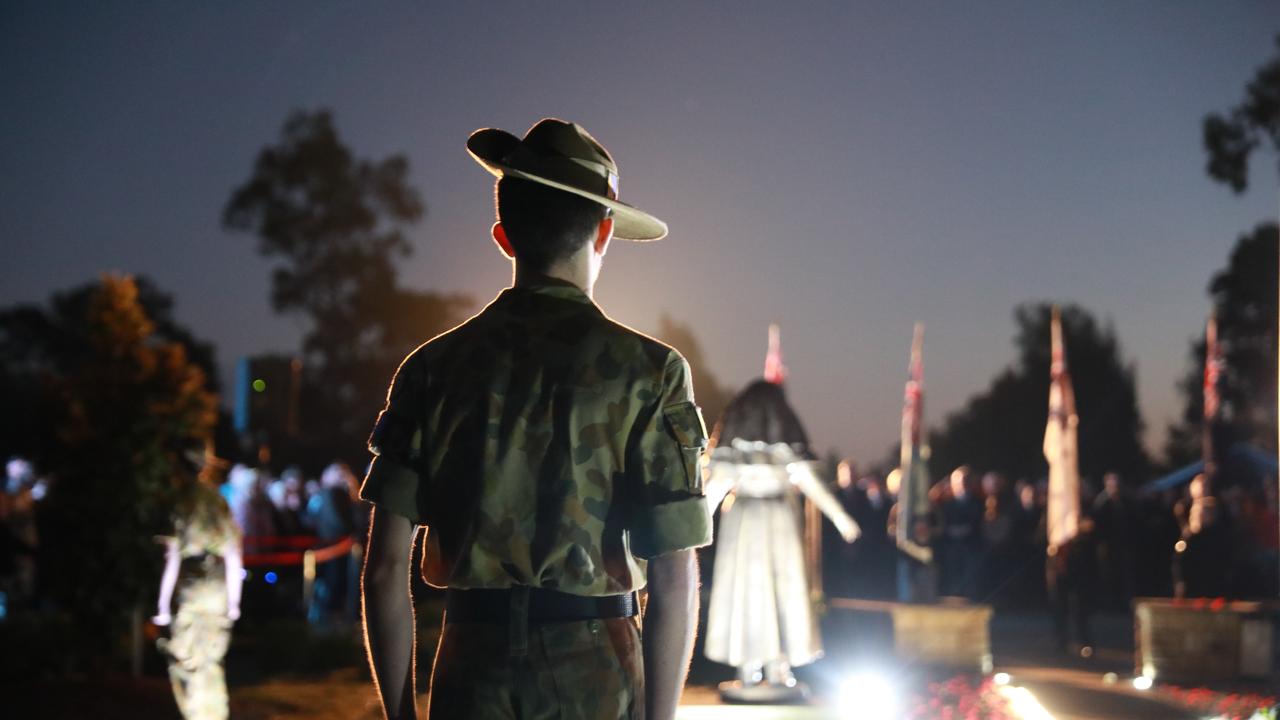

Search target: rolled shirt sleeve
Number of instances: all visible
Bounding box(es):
[627,353,714,559]
[359,351,426,524]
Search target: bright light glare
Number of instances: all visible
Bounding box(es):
[1132,676,1153,691]
[999,686,1055,720]
[838,671,897,720]
[993,672,1011,686]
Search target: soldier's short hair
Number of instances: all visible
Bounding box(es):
[496,177,609,273]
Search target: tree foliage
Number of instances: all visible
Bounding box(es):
[224,110,470,464]
[1166,223,1279,468]
[9,275,217,660]
[927,303,1149,484]
[0,276,218,463]
[1203,34,1280,193]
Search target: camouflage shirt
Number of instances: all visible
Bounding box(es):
[168,481,240,560]
[359,279,712,596]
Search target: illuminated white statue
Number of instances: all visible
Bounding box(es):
[703,327,859,702]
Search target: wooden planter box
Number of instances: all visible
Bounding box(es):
[1134,598,1278,682]
[829,598,993,672]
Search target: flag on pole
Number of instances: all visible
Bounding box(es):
[1044,307,1080,551]
[1202,314,1223,483]
[764,323,786,385]
[1203,314,1223,422]
[897,323,932,563]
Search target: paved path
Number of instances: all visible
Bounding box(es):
[1001,666,1201,720]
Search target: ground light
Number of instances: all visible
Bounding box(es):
[836,670,898,720]
[998,685,1056,720]
[1132,675,1153,691]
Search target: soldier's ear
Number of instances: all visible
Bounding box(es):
[593,217,613,256]
[492,222,515,260]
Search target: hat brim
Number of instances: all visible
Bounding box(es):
[467,128,668,242]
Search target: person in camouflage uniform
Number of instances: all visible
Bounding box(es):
[153,452,244,720]
[361,118,711,720]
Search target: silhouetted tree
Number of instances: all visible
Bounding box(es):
[224,110,470,464]
[34,275,217,663]
[652,314,735,427]
[1203,34,1280,193]
[0,276,218,463]
[927,303,1149,485]
[1165,223,1279,468]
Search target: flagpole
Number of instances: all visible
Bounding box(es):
[1275,188,1279,599]
[1204,315,1218,494]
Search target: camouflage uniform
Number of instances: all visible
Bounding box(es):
[158,482,240,720]
[361,278,712,719]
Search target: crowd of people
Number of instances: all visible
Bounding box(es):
[0,454,369,627]
[0,458,44,619]
[218,460,369,625]
[823,461,1280,652]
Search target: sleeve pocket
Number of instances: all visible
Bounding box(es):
[662,401,708,492]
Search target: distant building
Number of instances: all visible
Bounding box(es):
[234,354,301,462]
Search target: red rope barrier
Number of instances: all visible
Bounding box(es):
[242,535,356,567]
[243,535,321,550]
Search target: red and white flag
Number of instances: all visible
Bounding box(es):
[764,323,787,385]
[1043,307,1080,551]
[897,323,932,563]
[1203,315,1222,422]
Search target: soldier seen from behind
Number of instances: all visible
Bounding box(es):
[360,119,712,720]
[152,443,244,720]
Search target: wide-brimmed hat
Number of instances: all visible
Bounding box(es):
[467,118,668,241]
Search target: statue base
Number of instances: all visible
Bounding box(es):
[718,680,811,704]
[1134,598,1277,683]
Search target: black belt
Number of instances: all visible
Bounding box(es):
[445,587,638,625]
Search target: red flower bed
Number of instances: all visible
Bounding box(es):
[900,675,1015,720]
[1162,685,1278,720]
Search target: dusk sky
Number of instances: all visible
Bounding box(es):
[3,2,1277,468]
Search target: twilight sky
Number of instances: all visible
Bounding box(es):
[2,2,1277,468]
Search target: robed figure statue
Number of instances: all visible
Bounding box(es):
[703,327,859,702]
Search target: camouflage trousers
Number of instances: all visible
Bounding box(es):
[158,577,232,720]
[428,617,643,720]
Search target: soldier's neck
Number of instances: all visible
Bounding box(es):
[513,261,594,298]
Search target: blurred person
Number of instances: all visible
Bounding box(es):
[939,466,983,599]
[1255,480,1280,596]
[225,464,256,532]
[1254,480,1280,596]
[1134,488,1180,598]
[849,474,894,599]
[833,459,860,520]
[887,500,938,603]
[303,477,321,506]
[1046,492,1096,656]
[885,469,938,603]
[309,461,358,625]
[1009,479,1047,607]
[1173,473,1233,598]
[4,457,40,609]
[1225,483,1277,598]
[822,459,865,597]
[360,120,709,720]
[241,467,277,540]
[281,466,308,512]
[268,467,308,537]
[1091,472,1135,611]
[979,472,1017,605]
[153,444,243,720]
